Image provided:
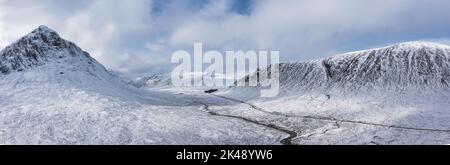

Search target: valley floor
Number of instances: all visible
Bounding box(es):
[1,79,450,144]
[187,89,450,145]
[0,78,285,144]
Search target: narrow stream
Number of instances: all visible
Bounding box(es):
[195,101,298,145]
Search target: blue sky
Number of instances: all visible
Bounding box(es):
[151,0,253,16]
[1,0,450,75]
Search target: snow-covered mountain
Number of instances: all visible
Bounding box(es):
[130,73,172,88]
[0,25,109,78]
[0,25,142,101]
[238,41,450,95]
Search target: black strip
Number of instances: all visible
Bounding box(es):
[1,145,449,163]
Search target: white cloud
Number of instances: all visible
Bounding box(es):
[61,0,156,73]
[168,0,417,61]
[2,0,450,74]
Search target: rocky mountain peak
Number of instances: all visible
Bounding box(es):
[0,25,106,76]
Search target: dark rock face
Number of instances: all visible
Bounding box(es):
[0,25,99,75]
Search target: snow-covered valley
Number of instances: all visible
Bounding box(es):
[1,26,450,145]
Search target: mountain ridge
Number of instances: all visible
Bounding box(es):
[237,41,450,95]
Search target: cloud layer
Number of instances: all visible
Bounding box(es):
[2,0,450,75]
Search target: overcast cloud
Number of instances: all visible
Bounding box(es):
[1,0,450,75]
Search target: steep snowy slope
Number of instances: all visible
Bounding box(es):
[235,41,450,95]
[0,25,109,77]
[322,42,450,90]
[0,26,285,144]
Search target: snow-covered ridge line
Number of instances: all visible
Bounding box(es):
[239,41,450,94]
[338,41,450,57]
